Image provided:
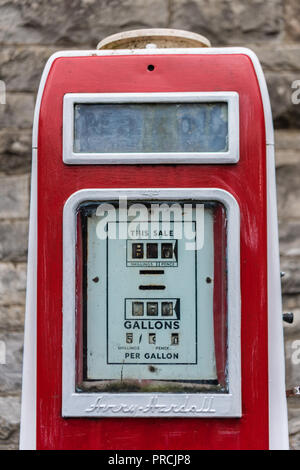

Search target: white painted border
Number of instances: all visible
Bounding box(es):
[62,188,241,418]
[63,92,239,164]
[267,144,289,449]
[21,46,288,448]
[19,150,37,449]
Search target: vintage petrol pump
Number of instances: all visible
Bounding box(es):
[20,29,289,450]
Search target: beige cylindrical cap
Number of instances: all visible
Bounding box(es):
[97,28,211,50]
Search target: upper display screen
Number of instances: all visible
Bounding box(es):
[74,103,228,154]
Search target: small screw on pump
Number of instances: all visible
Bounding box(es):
[283,312,294,324]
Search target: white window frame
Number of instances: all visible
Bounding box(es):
[62,188,241,418]
[63,92,239,164]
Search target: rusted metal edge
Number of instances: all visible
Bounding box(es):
[286,386,300,397]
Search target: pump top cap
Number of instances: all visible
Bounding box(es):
[97,28,211,50]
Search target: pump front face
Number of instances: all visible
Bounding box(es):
[35,50,268,449]
[63,189,240,419]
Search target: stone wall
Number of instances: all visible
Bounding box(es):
[0,0,299,450]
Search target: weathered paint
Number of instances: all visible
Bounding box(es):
[36,52,268,449]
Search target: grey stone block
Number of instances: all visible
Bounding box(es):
[0,220,28,261]
[279,222,300,294]
[170,0,283,46]
[0,174,29,219]
[288,399,300,450]
[284,334,300,390]
[277,164,300,222]
[256,45,300,73]
[0,332,23,394]
[0,304,25,331]
[0,130,32,173]
[0,46,58,92]
[0,129,31,156]
[0,395,20,446]
[280,257,300,295]
[0,93,34,130]
[266,72,300,127]
[279,222,300,258]
[285,0,300,42]
[0,262,27,305]
[0,0,169,47]
[275,130,300,167]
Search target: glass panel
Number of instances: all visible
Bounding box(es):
[74,103,228,154]
[75,200,228,393]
